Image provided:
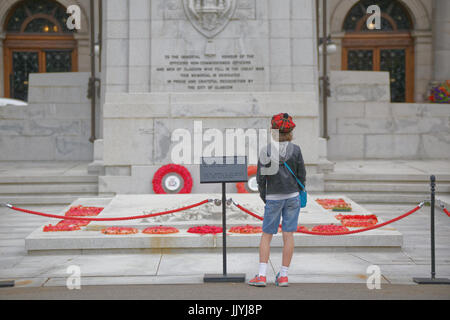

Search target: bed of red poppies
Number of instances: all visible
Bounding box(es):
[43,205,104,232]
[142,226,179,234]
[101,227,139,235]
[310,224,350,233]
[316,198,351,210]
[335,214,378,227]
[229,225,262,234]
[187,225,223,234]
[41,202,379,235]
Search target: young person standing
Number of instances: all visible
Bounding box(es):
[248,113,306,287]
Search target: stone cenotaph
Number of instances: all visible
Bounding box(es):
[99,0,323,195]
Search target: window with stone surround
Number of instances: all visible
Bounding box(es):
[3,0,77,101]
[6,0,75,34]
[343,0,412,33]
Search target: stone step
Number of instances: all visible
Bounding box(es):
[0,194,99,206]
[0,174,99,205]
[333,192,430,204]
[0,183,98,195]
[325,173,450,182]
[25,228,403,252]
[325,182,450,193]
[0,175,98,184]
[323,173,450,204]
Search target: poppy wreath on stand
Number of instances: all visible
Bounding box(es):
[152,164,193,194]
[236,165,258,193]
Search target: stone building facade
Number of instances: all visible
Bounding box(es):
[0,0,449,195]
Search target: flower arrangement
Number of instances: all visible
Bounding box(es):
[101,227,139,235]
[187,225,223,234]
[43,205,104,232]
[311,224,349,233]
[229,225,262,234]
[428,81,450,104]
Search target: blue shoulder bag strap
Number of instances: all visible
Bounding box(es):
[283,162,306,191]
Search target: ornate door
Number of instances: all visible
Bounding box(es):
[343,43,413,102]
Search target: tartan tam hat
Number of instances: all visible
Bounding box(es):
[271,113,296,133]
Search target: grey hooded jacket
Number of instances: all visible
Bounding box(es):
[256,142,306,203]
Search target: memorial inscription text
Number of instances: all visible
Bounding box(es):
[156,54,265,90]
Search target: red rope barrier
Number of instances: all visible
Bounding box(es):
[5,200,210,222]
[444,208,450,218]
[233,202,423,236]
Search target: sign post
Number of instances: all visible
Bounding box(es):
[200,156,248,283]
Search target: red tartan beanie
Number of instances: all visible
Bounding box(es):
[271,113,296,133]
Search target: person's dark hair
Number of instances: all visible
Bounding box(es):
[278,131,293,142]
[272,130,293,142]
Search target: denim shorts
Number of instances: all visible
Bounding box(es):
[262,196,301,234]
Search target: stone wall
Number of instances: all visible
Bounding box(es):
[327,71,450,160]
[99,91,324,195]
[0,72,93,161]
[102,0,319,94]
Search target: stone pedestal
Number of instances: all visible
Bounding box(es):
[87,139,105,175]
[24,194,403,253]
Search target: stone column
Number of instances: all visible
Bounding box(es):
[433,0,450,81]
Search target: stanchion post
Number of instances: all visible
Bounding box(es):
[0,280,14,288]
[222,182,227,276]
[0,205,14,288]
[413,175,450,285]
[430,175,436,279]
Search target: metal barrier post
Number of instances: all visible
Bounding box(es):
[413,175,450,284]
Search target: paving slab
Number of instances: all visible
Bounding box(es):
[1,182,448,288]
[347,251,416,265]
[379,264,450,285]
[270,252,372,276]
[157,249,263,278]
[286,274,390,284]
[332,160,450,175]
[43,275,205,287]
